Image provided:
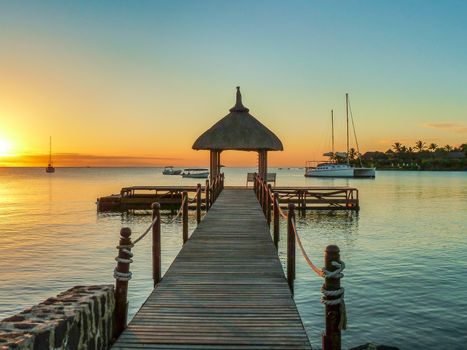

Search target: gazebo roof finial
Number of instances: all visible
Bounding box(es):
[229,86,249,112]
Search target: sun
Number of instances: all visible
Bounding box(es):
[0,139,13,156]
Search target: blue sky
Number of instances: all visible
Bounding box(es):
[0,0,466,165]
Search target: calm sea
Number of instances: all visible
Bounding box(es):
[0,167,466,349]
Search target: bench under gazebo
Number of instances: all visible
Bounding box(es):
[192,87,283,182]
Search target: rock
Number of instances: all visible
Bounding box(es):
[0,285,115,350]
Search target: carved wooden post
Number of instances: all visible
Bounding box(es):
[322,245,342,350]
[115,227,132,335]
[287,204,296,294]
[152,203,161,286]
[196,184,201,224]
[205,180,210,211]
[182,191,188,244]
[273,192,280,249]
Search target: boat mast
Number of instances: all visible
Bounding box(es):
[346,93,349,165]
[49,136,52,165]
[331,109,335,156]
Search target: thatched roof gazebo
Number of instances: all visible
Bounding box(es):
[193,87,283,181]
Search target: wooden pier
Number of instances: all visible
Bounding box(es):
[97,174,224,212]
[111,188,312,349]
[97,183,359,212]
[273,186,359,211]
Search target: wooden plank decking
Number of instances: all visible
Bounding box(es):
[112,188,312,350]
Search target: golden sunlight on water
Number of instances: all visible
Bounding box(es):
[0,167,466,349]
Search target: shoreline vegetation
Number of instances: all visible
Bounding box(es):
[352,141,467,171]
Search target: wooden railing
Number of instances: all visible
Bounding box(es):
[253,173,346,350]
[113,176,224,337]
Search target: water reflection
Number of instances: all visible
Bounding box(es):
[1,168,466,349]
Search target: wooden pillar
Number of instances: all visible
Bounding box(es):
[209,150,215,182]
[217,150,221,176]
[257,150,263,179]
[196,183,202,224]
[273,192,280,249]
[182,191,188,244]
[322,245,342,350]
[115,227,132,335]
[257,150,268,180]
[287,203,296,294]
[152,203,161,286]
[205,179,210,211]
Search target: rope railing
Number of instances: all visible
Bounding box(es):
[112,179,223,337]
[290,219,325,278]
[160,194,186,224]
[253,173,346,350]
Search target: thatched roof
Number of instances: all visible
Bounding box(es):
[192,87,283,151]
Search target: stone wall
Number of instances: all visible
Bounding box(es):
[0,285,115,350]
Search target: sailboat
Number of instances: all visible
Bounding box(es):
[305,94,375,178]
[45,136,55,173]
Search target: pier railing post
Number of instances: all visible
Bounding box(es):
[262,182,267,215]
[115,227,132,335]
[152,203,161,286]
[196,184,201,224]
[267,184,272,226]
[182,191,188,244]
[205,180,210,211]
[273,192,280,249]
[322,245,342,350]
[259,178,264,213]
[256,174,259,197]
[287,204,296,294]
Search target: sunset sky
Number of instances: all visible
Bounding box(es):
[1,0,466,167]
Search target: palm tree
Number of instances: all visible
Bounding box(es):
[428,143,438,152]
[348,148,357,161]
[392,142,403,153]
[444,144,453,152]
[415,140,426,152]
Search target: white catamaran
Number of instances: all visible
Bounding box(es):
[305,94,375,178]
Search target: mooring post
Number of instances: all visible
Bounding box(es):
[273,192,280,249]
[287,203,296,294]
[115,227,132,335]
[182,191,188,244]
[152,203,161,286]
[267,184,272,225]
[205,180,210,211]
[322,245,342,350]
[196,184,201,224]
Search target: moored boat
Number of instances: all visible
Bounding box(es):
[305,95,375,178]
[162,166,182,175]
[181,168,209,178]
[45,136,55,173]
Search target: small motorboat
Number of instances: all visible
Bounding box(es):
[181,168,209,178]
[162,166,182,175]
